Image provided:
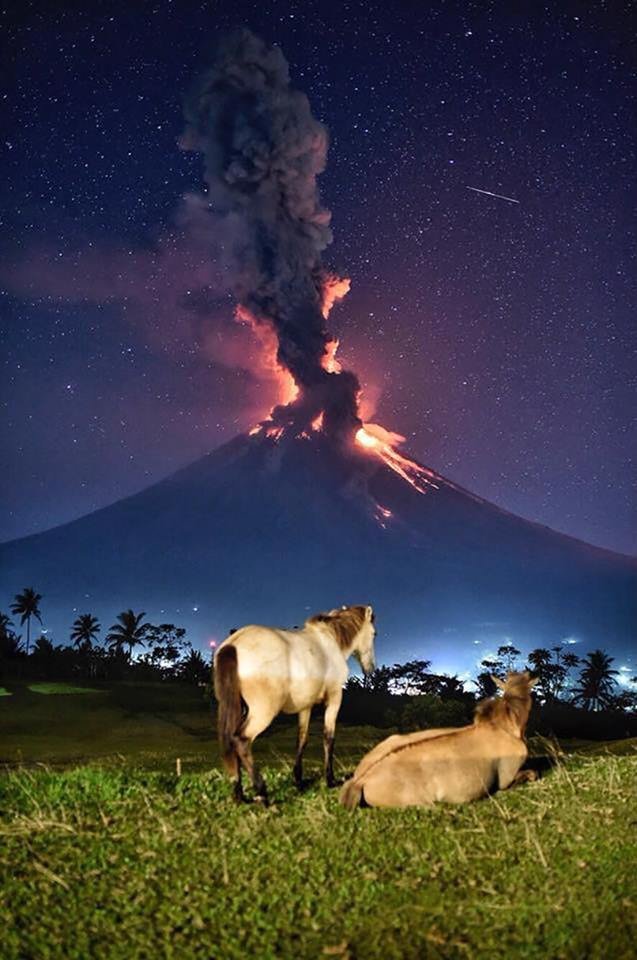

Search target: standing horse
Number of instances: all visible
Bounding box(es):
[214,604,376,803]
[340,671,537,809]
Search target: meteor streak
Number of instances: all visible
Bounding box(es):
[466,186,520,204]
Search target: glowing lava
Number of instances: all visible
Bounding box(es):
[355,425,440,495]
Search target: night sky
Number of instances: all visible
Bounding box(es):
[2,0,635,555]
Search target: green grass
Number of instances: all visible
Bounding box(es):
[27,682,105,695]
[0,686,12,697]
[1,682,636,958]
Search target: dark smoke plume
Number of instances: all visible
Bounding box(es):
[181,30,360,439]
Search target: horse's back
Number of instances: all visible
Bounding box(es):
[359,725,525,806]
[225,625,290,665]
[353,728,457,782]
[220,625,336,715]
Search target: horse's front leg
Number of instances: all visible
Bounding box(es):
[294,708,311,790]
[323,694,342,788]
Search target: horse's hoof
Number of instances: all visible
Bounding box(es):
[254,794,269,808]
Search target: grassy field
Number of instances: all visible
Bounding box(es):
[1,682,636,959]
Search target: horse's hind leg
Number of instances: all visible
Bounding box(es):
[293,708,311,790]
[323,695,342,788]
[236,707,275,805]
[220,734,245,803]
[232,759,245,804]
[233,736,268,804]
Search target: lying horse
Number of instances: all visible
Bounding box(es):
[214,605,376,803]
[340,671,537,809]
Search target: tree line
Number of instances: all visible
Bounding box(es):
[2,588,635,735]
[348,643,636,714]
[1,587,209,685]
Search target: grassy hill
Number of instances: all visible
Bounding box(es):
[1,681,636,958]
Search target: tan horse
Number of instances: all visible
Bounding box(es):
[214,605,376,804]
[340,671,538,809]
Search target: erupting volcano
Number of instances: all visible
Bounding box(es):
[1,32,635,668]
[178,31,460,513]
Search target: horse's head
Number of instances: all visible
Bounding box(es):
[483,670,538,736]
[309,604,376,673]
[351,604,376,675]
[491,670,538,699]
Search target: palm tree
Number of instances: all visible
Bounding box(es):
[0,612,23,658]
[106,609,148,659]
[573,650,618,711]
[70,614,101,651]
[10,588,43,656]
[497,645,522,673]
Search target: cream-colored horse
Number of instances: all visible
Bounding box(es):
[340,671,537,809]
[214,605,376,803]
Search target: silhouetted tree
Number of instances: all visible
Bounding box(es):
[10,588,43,656]
[527,647,579,702]
[430,674,466,699]
[608,689,637,714]
[497,644,522,672]
[178,648,210,685]
[347,664,394,693]
[107,609,148,660]
[143,623,187,663]
[0,613,23,659]
[573,650,618,711]
[71,614,101,651]
[474,671,498,699]
[389,659,433,694]
[562,652,580,671]
[31,634,57,671]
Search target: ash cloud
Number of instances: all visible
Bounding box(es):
[180,29,361,439]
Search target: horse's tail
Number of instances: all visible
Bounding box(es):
[339,777,364,810]
[214,644,242,775]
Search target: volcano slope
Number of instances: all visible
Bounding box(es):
[1,431,635,661]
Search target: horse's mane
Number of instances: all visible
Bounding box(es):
[474,697,508,724]
[307,605,367,650]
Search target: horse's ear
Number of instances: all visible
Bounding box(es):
[528,676,539,688]
[365,605,373,622]
[491,674,506,690]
